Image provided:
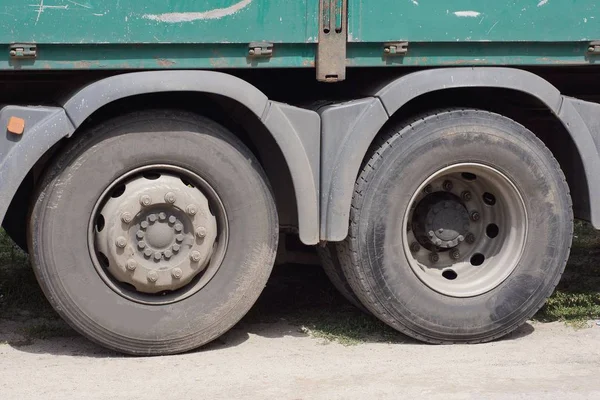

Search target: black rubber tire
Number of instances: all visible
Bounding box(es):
[336,109,573,344]
[316,244,369,312]
[28,110,278,355]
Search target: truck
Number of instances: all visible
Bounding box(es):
[0,0,597,355]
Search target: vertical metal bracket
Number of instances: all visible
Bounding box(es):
[317,0,347,83]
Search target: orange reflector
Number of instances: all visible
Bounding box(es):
[7,117,25,135]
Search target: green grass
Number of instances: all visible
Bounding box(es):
[2,222,600,346]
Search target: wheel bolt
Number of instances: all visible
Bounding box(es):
[138,241,146,249]
[172,244,181,252]
[190,251,202,262]
[450,249,460,260]
[410,242,420,253]
[140,195,152,207]
[443,180,453,192]
[126,259,137,271]
[428,230,435,238]
[154,252,162,261]
[164,192,176,204]
[144,248,153,258]
[148,214,157,223]
[136,230,145,239]
[186,205,198,216]
[466,233,476,244]
[168,216,177,225]
[158,212,167,221]
[196,226,207,238]
[115,236,127,248]
[424,185,433,194]
[121,212,133,224]
[172,268,183,279]
[461,191,472,201]
[430,253,440,263]
[164,250,173,259]
[174,223,183,232]
[470,211,481,222]
[175,234,184,243]
[140,221,149,229]
[147,270,158,283]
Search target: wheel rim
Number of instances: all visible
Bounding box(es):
[403,163,527,298]
[89,165,229,305]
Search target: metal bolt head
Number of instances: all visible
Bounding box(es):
[115,236,127,248]
[457,235,465,243]
[196,226,207,238]
[121,212,133,224]
[589,46,596,53]
[164,192,176,204]
[172,244,181,253]
[450,249,460,260]
[140,195,152,207]
[168,216,177,225]
[424,185,433,194]
[147,270,159,283]
[186,205,198,216]
[410,242,420,253]
[443,180,453,192]
[461,191,472,202]
[428,230,435,238]
[126,259,137,271]
[172,268,183,279]
[248,49,255,55]
[140,221,149,229]
[438,228,444,234]
[470,211,481,222]
[430,253,440,263]
[384,47,391,54]
[466,233,476,244]
[174,223,183,232]
[175,234,185,243]
[136,230,145,239]
[137,241,146,249]
[148,214,158,223]
[9,50,16,57]
[190,251,202,262]
[144,248,153,258]
[164,250,173,259]
[154,252,162,261]
[158,212,167,221]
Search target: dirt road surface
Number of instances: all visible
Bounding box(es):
[1,319,599,400]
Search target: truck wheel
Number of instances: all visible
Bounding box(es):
[28,110,278,355]
[316,244,368,312]
[337,109,572,343]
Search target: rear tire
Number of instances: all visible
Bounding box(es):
[337,109,572,343]
[28,110,278,355]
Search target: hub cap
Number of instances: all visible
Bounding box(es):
[90,166,227,304]
[403,163,527,297]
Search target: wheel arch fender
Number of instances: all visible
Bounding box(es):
[320,67,600,241]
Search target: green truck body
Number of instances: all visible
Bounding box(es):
[1,1,600,355]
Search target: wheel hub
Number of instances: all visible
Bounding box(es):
[94,173,218,294]
[413,194,469,249]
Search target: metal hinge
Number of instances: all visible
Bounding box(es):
[384,42,409,56]
[9,44,37,59]
[317,0,348,82]
[587,41,600,55]
[248,42,273,58]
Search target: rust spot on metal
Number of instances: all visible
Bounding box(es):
[302,59,316,67]
[156,58,176,67]
[7,117,25,135]
[73,61,100,68]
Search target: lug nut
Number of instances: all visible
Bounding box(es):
[126,259,137,271]
[136,230,145,239]
[164,192,176,204]
[190,251,202,262]
[164,250,173,259]
[172,244,181,252]
[470,211,481,222]
[144,248,153,258]
[443,180,453,192]
[148,214,157,223]
[140,221,149,229]
[466,233,476,244]
[424,185,433,194]
[461,191,472,201]
[175,234,184,243]
[457,235,465,243]
[172,268,183,279]
[168,216,177,225]
[450,249,460,260]
[196,226,207,238]
[428,230,435,238]
[154,252,162,261]
[121,212,133,224]
[174,223,183,232]
[137,241,146,249]
[410,242,420,253]
[186,205,198,216]
[158,212,167,221]
[430,253,440,263]
[147,270,159,283]
[115,236,127,248]
[140,195,152,207]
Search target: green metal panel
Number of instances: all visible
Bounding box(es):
[348,0,599,42]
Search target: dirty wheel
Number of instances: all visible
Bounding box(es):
[28,110,278,355]
[336,109,572,343]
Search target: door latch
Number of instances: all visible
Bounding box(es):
[384,42,409,56]
[9,44,37,59]
[248,42,273,58]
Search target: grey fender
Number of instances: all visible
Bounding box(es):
[2,71,321,244]
[320,67,600,241]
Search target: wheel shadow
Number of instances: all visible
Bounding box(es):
[1,263,536,358]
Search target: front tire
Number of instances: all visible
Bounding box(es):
[337,109,572,343]
[29,110,278,355]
